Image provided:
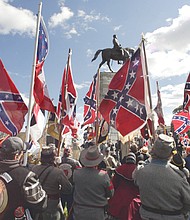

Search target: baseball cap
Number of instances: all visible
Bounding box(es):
[0,137,24,155]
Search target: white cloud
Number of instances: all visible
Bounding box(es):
[48,3,74,28]
[65,27,79,39]
[113,25,122,32]
[75,81,91,89]
[49,6,110,38]
[78,10,85,17]
[77,9,110,22]
[86,49,93,58]
[0,0,36,36]
[145,5,190,79]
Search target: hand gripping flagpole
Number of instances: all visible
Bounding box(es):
[23,2,42,166]
[57,48,72,157]
[141,34,155,142]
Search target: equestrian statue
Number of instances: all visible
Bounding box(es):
[91,34,135,72]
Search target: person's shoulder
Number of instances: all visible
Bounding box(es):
[169,163,186,178]
[11,165,30,178]
[73,166,83,173]
[98,169,109,178]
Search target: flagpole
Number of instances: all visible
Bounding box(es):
[156,81,166,134]
[57,48,72,157]
[141,34,155,141]
[95,68,100,145]
[23,2,42,166]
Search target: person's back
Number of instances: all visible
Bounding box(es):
[108,153,139,220]
[73,145,114,220]
[32,146,72,220]
[0,137,47,220]
[61,147,81,177]
[60,147,81,220]
[133,134,190,220]
[135,161,190,210]
[74,167,112,207]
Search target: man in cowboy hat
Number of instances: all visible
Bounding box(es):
[133,134,190,220]
[73,144,114,220]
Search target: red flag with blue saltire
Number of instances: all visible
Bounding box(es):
[183,73,190,111]
[179,132,190,147]
[57,50,77,127]
[172,111,190,135]
[81,73,98,127]
[33,17,55,113]
[99,47,149,136]
[0,59,28,136]
[154,81,165,127]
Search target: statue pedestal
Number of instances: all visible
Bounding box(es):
[99,72,118,143]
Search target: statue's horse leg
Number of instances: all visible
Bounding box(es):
[107,60,114,72]
[99,60,106,70]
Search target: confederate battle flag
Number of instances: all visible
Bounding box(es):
[81,73,98,127]
[0,59,28,136]
[99,47,149,136]
[57,49,77,127]
[172,111,190,135]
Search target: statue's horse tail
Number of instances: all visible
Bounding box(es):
[91,49,102,62]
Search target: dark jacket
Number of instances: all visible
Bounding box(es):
[0,160,47,220]
[32,164,72,197]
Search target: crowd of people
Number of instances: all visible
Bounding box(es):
[1,133,190,220]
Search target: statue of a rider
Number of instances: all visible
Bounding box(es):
[112,34,124,63]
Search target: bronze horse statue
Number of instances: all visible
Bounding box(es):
[91,47,135,72]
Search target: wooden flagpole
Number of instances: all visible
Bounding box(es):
[23,2,42,166]
[57,48,72,157]
[141,34,155,142]
[95,68,100,145]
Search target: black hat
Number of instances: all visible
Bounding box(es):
[171,153,184,168]
[126,152,136,164]
[41,146,56,159]
[0,137,24,155]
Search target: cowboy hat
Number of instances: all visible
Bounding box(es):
[80,145,104,167]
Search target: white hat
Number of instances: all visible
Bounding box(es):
[80,146,104,167]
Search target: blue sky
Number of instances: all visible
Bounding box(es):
[0,0,190,137]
